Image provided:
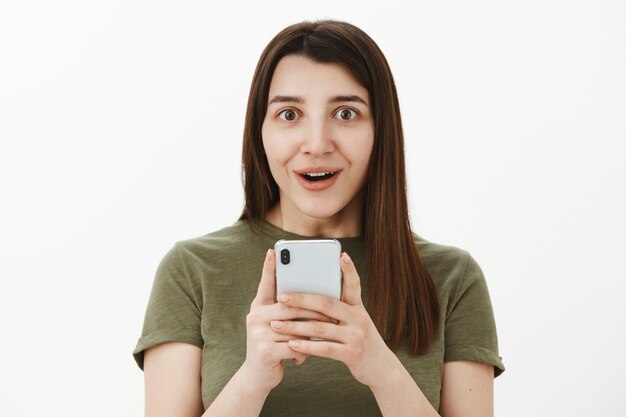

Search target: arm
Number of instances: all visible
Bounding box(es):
[144,342,204,417]
[143,346,494,417]
[369,359,493,417]
[142,249,285,417]
[439,361,494,417]
[367,350,438,417]
[144,343,273,417]
[144,249,333,417]
[271,253,495,416]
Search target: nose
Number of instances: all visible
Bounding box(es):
[300,119,335,155]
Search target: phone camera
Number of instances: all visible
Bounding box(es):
[280,249,290,265]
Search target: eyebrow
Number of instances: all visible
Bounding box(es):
[268,94,368,106]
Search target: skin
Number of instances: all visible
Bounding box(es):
[262,55,374,238]
[143,55,495,417]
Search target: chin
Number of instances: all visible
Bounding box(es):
[295,200,346,221]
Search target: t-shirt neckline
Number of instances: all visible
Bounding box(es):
[250,219,366,245]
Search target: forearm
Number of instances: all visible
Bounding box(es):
[369,355,440,417]
[202,365,271,417]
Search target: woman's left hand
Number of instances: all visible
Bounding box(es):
[270,252,398,388]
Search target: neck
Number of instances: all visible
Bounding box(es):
[265,196,364,238]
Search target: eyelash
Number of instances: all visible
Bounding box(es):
[277,108,359,121]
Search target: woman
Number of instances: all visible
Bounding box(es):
[133,20,504,416]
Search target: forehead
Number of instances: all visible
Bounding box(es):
[267,55,369,101]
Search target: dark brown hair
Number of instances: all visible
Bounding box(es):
[239,20,440,354]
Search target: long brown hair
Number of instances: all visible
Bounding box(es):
[239,20,439,354]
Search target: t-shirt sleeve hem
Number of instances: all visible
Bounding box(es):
[444,344,505,378]
[132,331,204,371]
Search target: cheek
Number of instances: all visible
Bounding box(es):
[262,122,300,154]
[261,125,293,177]
[342,128,374,167]
[261,124,277,158]
[263,139,288,166]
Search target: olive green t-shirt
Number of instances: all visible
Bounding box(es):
[133,220,504,414]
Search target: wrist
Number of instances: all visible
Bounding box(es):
[367,351,406,393]
[237,361,276,398]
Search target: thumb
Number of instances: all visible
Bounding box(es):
[340,252,362,306]
[252,249,276,306]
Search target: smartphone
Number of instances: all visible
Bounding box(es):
[274,239,342,301]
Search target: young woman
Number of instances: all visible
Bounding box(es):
[133,20,504,417]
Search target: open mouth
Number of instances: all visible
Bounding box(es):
[300,172,335,182]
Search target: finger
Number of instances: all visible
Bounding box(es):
[278,292,352,323]
[252,249,276,306]
[270,304,340,323]
[270,333,311,343]
[292,355,308,366]
[270,319,346,343]
[340,252,362,306]
[273,341,308,363]
[287,339,348,362]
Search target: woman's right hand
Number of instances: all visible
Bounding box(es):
[240,249,335,393]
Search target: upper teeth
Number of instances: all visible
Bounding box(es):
[304,172,333,176]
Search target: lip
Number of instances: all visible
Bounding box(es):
[294,169,342,192]
[295,166,342,175]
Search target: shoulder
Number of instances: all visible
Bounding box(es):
[154,221,258,273]
[413,234,485,301]
[162,220,271,277]
[414,234,474,279]
[172,220,259,257]
[177,220,255,249]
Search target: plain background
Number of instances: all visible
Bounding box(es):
[1,1,625,415]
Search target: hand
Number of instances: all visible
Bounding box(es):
[241,249,337,393]
[270,252,398,388]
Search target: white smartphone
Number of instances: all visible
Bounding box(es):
[274,239,342,301]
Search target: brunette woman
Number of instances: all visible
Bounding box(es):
[134,19,504,417]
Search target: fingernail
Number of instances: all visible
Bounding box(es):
[266,249,272,260]
[270,320,284,329]
[342,253,351,264]
[279,293,290,303]
[288,340,301,348]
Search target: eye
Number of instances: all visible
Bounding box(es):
[278,109,299,121]
[334,108,358,121]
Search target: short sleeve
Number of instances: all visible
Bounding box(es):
[444,253,505,377]
[133,243,204,370]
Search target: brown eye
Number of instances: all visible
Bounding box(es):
[336,108,357,120]
[278,109,298,121]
